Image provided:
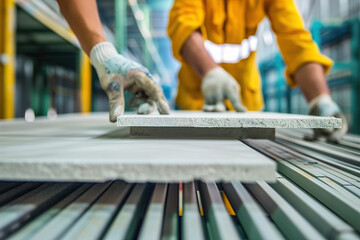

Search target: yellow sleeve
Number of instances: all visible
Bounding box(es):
[167,0,205,62]
[265,0,333,87]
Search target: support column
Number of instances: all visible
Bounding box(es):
[0,0,15,119]
[79,51,92,113]
[351,19,360,134]
[115,0,127,53]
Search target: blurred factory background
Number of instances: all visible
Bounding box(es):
[0,0,359,134]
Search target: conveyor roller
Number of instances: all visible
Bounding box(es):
[0,129,359,239]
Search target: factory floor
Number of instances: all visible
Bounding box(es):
[0,128,359,239]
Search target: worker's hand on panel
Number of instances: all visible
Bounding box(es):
[201,67,247,112]
[90,42,170,122]
[309,94,348,143]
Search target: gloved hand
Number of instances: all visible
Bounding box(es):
[308,94,348,143]
[90,42,170,122]
[201,67,247,112]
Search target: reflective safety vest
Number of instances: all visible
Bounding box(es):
[167,0,333,111]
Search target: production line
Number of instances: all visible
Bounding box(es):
[0,126,359,239]
[1,0,360,239]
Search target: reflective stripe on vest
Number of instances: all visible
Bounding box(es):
[204,36,257,63]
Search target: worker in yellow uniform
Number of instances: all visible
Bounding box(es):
[57,0,170,122]
[167,0,348,142]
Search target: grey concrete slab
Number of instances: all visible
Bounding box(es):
[118,111,342,129]
[0,138,276,182]
[0,113,276,182]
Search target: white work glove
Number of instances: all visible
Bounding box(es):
[90,42,170,122]
[201,67,247,112]
[308,94,348,143]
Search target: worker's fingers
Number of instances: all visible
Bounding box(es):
[225,87,247,112]
[128,70,170,114]
[310,107,347,143]
[203,90,221,112]
[203,102,226,112]
[155,96,170,114]
[213,87,224,106]
[327,112,348,143]
[203,89,217,105]
[127,84,142,95]
[215,101,226,112]
[128,95,157,115]
[138,102,156,114]
[129,95,147,109]
[203,104,216,112]
[312,128,340,143]
[105,75,125,122]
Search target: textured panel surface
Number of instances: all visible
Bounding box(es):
[117,111,342,129]
[0,113,276,182]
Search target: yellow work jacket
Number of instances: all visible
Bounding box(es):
[167,0,333,111]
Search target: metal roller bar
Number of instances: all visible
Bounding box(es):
[301,129,360,145]
[161,183,179,240]
[0,182,22,195]
[286,128,360,157]
[244,139,360,232]
[276,138,360,176]
[0,182,76,238]
[222,182,284,240]
[182,182,205,240]
[249,138,360,185]
[270,174,358,239]
[138,183,168,240]
[277,133,360,166]
[330,140,360,152]
[278,161,360,232]
[0,182,41,207]
[265,140,360,204]
[263,140,360,192]
[246,181,325,240]
[0,177,357,239]
[345,186,360,198]
[317,177,360,206]
[199,182,240,240]
[29,182,111,240]
[279,129,360,151]
[314,168,354,186]
[343,134,360,145]
[317,165,360,186]
[61,181,131,240]
[9,183,93,240]
[103,183,152,240]
[0,183,53,235]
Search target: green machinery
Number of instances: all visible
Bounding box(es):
[259,18,360,134]
[111,0,174,111]
[7,0,93,118]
